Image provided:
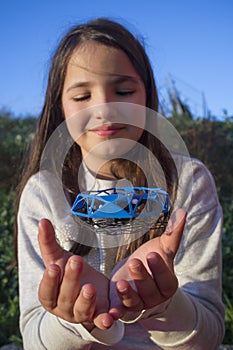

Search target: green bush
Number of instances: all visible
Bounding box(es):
[0,190,22,346]
[0,110,232,345]
[222,201,233,343]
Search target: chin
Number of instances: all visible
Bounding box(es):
[92,138,138,159]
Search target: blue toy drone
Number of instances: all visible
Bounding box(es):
[71,187,169,220]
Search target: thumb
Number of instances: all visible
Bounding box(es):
[160,208,187,260]
[38,218,69,267]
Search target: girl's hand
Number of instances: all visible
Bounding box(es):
[109,209,187,317]
[38,219,115,330]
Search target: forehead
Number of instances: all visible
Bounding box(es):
[66,41,139,78]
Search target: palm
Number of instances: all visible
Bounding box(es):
[38,218,112,329]
[110,209,186,313]
[81,261,110,312]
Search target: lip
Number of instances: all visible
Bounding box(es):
[90,124,125,137]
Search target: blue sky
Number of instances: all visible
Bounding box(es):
[1,0,232,118]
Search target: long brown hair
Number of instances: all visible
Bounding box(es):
[15,18,178,262]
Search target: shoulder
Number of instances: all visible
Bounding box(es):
[21,170,65,201]
[174,154,220,215]
[189,157,220,212]
[174,153,216,188]
[190,157,218,192]
[18,171,76,250]
[19,170,68,218]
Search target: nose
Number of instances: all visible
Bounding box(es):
[92,88,114,105]
[92,102,118,122]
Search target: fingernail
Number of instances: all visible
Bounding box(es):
[147,252,157,261]
[83,289,94,300]
[129,261,141,273]
[165,209,186,235]
[102,316,113,328]
[48,266,59,278]
[117,285,128,294]
[165,223,173,235]
[110,308,124,320]
[70,259,80,271]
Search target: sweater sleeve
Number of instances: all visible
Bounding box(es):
[138,159,225,349]
[17,172,124,350]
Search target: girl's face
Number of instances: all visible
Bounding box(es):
[62,42,146,174]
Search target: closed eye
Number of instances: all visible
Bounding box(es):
[117,90,135,96]
[72,94,91,102]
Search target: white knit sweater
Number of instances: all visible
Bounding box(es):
[17,157,225,349]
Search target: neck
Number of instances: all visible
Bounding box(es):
[82,154,117,181]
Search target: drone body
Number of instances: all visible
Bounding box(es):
[71,187,169,220]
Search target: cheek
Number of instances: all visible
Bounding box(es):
[122,104,146,132]
[65,111,91,142]
[62,93,86,121]
[74,134,88,151]
[132,126,144,142]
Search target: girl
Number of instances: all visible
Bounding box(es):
[16,18,225,349]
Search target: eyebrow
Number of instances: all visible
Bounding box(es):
[65,75,141,93]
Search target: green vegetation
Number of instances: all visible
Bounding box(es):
[168,99,233,343]
[0,111,35,346]
[0,97,232,345]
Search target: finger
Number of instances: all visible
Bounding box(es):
[127,258,162,308]
[147,252,178,299]
[74,284,114,330]
[109,280,127,318]
[38,218,70,266]
[94,313,115,330]
[38,264,61,310]
[160,208,187,260]
[74,283,115,330]
[108,306,125,320]
[115,278,144,311]
[57,256,83,315]
[74,284,97,324]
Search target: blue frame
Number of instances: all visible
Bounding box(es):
[71,187,169,219]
